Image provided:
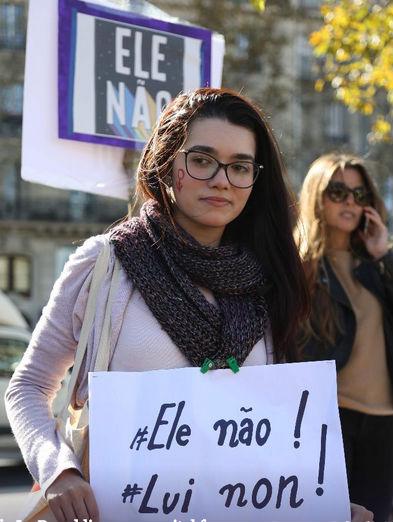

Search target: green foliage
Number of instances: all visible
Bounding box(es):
[310,0,393,142]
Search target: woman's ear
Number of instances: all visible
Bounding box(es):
[162,174,176,203]
[162,173,172,188]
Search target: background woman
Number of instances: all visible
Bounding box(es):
[6,92,370,522]
[296,152,393,522]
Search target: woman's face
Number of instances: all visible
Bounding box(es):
[322,167,366,234]
[171,117,256,246]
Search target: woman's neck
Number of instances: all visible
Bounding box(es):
[187,226,224,247]
[173,213,224,247]
[325,228,351,251]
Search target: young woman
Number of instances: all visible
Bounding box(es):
[6,90,371,522]
[297,152,393,522]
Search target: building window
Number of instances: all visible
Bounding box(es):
[298,0,321,8]
[0,3,25,48]
[297,37,315,80]
[325,103,349,141]
[55,246,76,279]
[0,162,21,218]
[69,191,89,222]
[234,34,250,60]
[0,255,31,296]
[0,83,23,116]
[385,177,393,227]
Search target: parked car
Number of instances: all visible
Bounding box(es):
[0,291,69,464]
[0,291,31,464]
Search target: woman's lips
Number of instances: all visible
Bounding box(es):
[340,211,356,219]
[200,197,231,207]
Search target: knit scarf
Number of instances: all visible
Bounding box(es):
[110,200,269,369]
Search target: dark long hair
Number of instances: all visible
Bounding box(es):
[136,87,310,362]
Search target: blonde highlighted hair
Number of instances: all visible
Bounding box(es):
[295,152,387,347]
[296,153,387,262]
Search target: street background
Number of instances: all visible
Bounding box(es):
[0,0,392,513]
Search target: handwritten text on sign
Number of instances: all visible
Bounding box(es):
[89,361,350,521]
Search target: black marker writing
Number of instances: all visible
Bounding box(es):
[129,401,191,452]
[219,475,304,510]
[137,474,195,514]
[294,390,309,449]
[316,424,328,496]
[130,426,149,450]
[213,410,271,448]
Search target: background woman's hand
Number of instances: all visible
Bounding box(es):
[358,206,389,260]
[46,468,99,522]
[350,502,374,522]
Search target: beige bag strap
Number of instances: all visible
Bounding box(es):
[63,256,121,454]
[94,258,121,372]
[60,238,111,420]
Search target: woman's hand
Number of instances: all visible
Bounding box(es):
[358,206,389,260]
[46,468,99,522]
[350,502,374,522]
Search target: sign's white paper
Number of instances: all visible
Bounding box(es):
[21,0,224,199]
[89,361,350,522]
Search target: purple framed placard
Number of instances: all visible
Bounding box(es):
[58,0,212,149]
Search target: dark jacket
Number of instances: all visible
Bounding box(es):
[302,249,393,381]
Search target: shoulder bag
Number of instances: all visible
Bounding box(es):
[21,238,120,522]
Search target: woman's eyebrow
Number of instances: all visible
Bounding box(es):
[187,145,215,153]
[187,145,255,161]
[233,153,255,161]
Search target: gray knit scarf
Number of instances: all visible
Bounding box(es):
[110,200,268,369]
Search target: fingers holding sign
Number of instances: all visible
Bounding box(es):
[46,468,100,522]
[350,502,374,522]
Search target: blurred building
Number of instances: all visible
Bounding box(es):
[0,0,127,325]
[154,0,392,199]
[0,0,391,325]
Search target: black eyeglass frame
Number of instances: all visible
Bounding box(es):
[325,181,372,207]
[180,149,263,189]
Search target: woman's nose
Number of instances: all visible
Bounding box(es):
[208,166,230,188]
[344,192,356,205]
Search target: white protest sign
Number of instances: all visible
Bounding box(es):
[22,0,128,200]
[89,361,350,522]
[21,0,225,199]
[59,0,214,149]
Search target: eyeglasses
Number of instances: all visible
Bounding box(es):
[325,181,372,207]
[180,149,262,189]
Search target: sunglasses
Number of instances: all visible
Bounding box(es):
[325,181,372,207]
